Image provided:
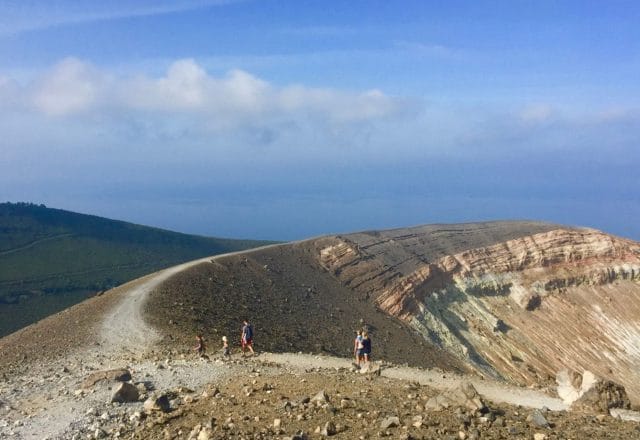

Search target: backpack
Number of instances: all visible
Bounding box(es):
[244,324,253,339]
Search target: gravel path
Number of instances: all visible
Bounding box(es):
[98,258,213,356]
[259,353,568,411]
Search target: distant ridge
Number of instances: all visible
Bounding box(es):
[0,202,274,336]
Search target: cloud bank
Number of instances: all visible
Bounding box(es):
[12,58,406,129]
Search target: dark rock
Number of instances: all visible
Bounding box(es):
[111,382,139,403]
[144,394,171,412]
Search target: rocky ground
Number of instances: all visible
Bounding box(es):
[3,351,640,440]
[1,240,640,439]
[136,357,640,440]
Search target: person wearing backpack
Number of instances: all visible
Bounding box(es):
[241,319,255,356]
[361,330,372,364]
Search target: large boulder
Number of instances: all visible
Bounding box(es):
[557,369,631,414]
[572,379,631,414]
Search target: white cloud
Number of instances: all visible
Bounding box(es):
[13,58,406,128]
[32,58,107,115]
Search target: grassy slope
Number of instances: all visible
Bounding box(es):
[0,202,273,335]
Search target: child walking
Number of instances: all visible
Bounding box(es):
[222,335,230,357]
[194,333,206,357]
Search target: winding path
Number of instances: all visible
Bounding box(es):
[98,244,283,356]
[98,247,570,411]
[5,246,639,439]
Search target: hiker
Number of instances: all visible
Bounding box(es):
[222,335,230,357]
[194,333,206,357]
[241,319,255,356]
[353,330,364,367]
[361,330,372,364]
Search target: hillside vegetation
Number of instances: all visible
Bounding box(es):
[0,202,272,336]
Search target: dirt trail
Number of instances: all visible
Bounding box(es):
[98,243,283,357]
[0,233,74,256]
[259,353,568,411]
[98,257,212,356]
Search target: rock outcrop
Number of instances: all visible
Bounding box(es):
[317,223,640,402]
[558,369,631,414]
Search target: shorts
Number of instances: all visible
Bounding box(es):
[242,338,253,348]
[356,349,363,356]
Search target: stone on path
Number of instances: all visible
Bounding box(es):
[110,382,139,403]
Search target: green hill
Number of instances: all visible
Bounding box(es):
[0,202,274,336]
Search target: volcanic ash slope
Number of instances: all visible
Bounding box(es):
[148,221,640,403]
[319,221,640,402]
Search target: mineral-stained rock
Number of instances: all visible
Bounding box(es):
[319,225,640,401]
[110,382,139,403]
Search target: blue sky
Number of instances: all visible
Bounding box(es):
[1,1,639,240]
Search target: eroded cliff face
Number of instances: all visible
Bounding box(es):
[316,223,640,402]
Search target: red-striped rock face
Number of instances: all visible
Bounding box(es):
[317,223,640,403]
